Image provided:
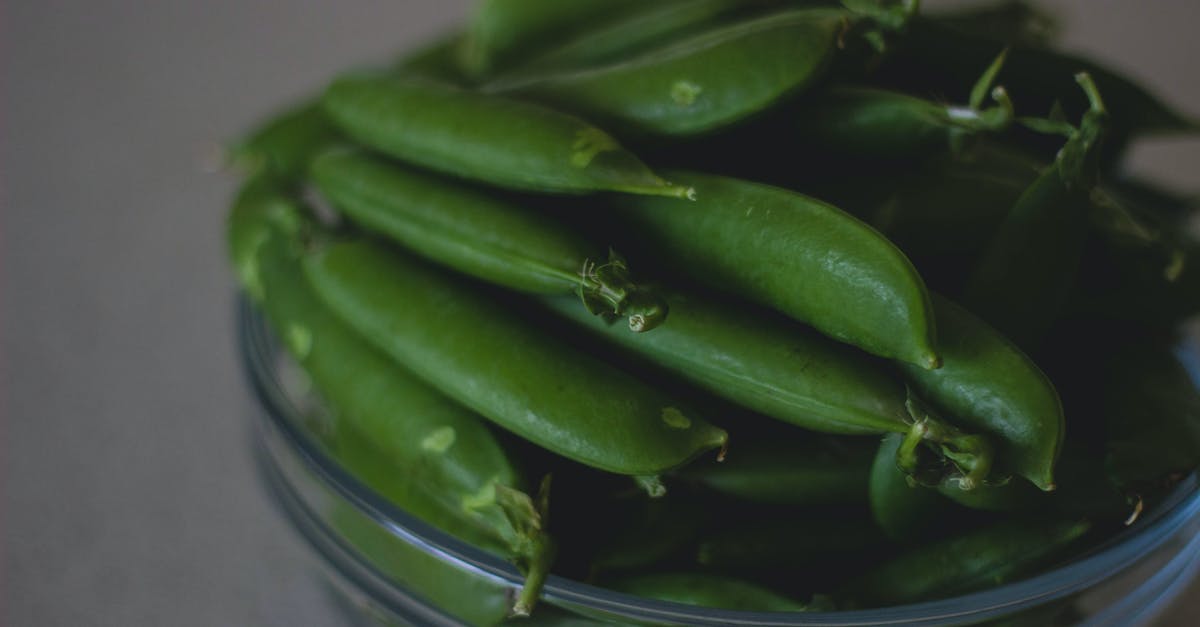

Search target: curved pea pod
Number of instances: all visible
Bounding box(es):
[310,149,668,332]
[589,498,709,576]
[837,517,1092,607]
[505,0,750,78]
[459,0,643,78]
[393,32,470,85]
[961,74,1109,349]
[229,101,340,181]
[321,73,691,198]
[488,9,849,137]
[604,573,810,612]
[869,433,959,542]
[882,17,1198,140]
[900,296,1065,492]
[930,0,1059,47]
[694,516,886,570]
[304,238,728,477]
[791,51,1013,160]
[679,437,872,506]
[226,180,551,615]
[611,170,941,369]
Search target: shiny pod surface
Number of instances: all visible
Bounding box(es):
[304,239,728,476]
[322,73,690,197]
[310,149,667,330]
[491,9,846,136]
[612,170,940,368]
[543,290,911,435]
[900,296,1065,491]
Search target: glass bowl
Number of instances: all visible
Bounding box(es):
[238,297,1200,626]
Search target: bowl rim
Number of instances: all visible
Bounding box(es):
[238,295,1200,625]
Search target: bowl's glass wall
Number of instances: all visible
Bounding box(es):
[239,299,1200,626]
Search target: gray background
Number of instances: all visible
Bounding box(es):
[3,1,1199,625]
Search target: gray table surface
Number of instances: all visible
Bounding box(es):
[4,1,1199,625]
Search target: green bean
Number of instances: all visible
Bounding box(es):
[304,238,728,477]
[838,517,1091,607]
[605,573,810,612]
[962,74,1109,349]
[227,178,551,614]
[611,170,941,369]
[322,73,691,198]
[310,149,668,331]
[459,0,643,78]
[229,101,340,182]
[488,9,850,136]
[544,289,994,487]
[679,437,872,506]
[900,296,1065,492]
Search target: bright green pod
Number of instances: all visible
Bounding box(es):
[679,438,873,506]
[604,573,810,612]
[837,517,1091,608]
[229,101,340,181]
[612,170,941,369]
[226,179,551,615]
[310,149,668,331]
[322,73,691,198]
[900,296,1065,492]
[304,239,728,477]
[460,0,643,78]
[489,9,848,136]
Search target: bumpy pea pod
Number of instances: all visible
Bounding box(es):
[679,437,873,506]
[310,149,668,332]
[226,179,552,616]
[604,573,810,612]
[305,238,728,478]
[611,170,941,369]
[229,101,340,182]
[790,50,1014,159]
[321,73,691,198]
[487,8,853,137]
[544,287,993,488]
[459,0,644,78]
[901,296,1065,492]
[837,517,1092,607]
[961,73,1109,349]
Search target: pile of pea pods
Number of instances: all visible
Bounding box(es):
[227,0,1200,621]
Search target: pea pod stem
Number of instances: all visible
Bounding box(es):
[577,252,668,332]
[509,476,555,617]
[897,394,996,491]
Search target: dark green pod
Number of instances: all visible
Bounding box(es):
[695,516,885,570]
[838,517,1091,607]
[490,9,846,136]
[605,573,810,612]
[680,437,873,506]
[900,296,1065,491]
[310,149,667,331]
[227,179,551,614]
[230,101,340,181]
[613,170,941,369]
[304,239,728,477]
[869,433,957,542]
[322,74,691,198]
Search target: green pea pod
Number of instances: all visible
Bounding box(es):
[791,51,1013,159]
[611,170,941,369]
[590,498,709,576]
[694,516,885,570]
[930,0,1059,47]
[229,101,340,182]
[310,149,668,332]
[679,437,872,506]
[900,296,1065,492]
[544,288,992,486]
[962,74,1109,349]
[459,0,643,78]
[304,238,728,477]
[322,73,691,198]
[604,573,810,612]
[393,32,470,85]
[503,0,753,78]
[869,433,958,542]
[838,517,1092,607]
[488,9,849,136]
[227,179,551,615]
